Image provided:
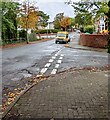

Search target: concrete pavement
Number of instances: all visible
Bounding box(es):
[3,69,109,119]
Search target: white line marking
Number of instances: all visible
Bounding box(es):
[57,60,62,64]
[52,56,56,59]
[105,74,109,77]
[61,54,64,57]
[45,63,51,67]
[55,64,59,68]
[40,68,48,74]
[59,57,63,60]
[51,69,57,74]
[54,47,64,57]
[105,74,107,77]
[57,48,64,54]
[49,59,54,63]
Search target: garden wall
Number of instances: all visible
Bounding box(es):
[79,34,109,48]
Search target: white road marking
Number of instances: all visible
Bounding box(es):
[55,54,58,56]
[59,57,63,60]
[55,47,64,57]
[45,63,51,67]
[105,74,107,77]
[51,69,57,74]
[49,59,54,63]
[40,68,48,74]
[61,54,64,57]
[52,56,56,59]
[55,64,59,68]
[105,74,109,77]
[57,60,62,64]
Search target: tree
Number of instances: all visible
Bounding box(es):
[70,18,75,27]
[2,2,19,44]
[36,11,49,29]
[18,1,39,43]
[65,0,109,28]
[54,13,64,29]
[105,0,110,53]
[60,16,71,31]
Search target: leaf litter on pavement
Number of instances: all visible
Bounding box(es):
[2,74,47,113]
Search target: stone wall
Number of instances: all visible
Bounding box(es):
[79,34,109,48]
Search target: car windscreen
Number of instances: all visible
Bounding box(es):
[57,33,66,37]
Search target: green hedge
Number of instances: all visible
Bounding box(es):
[84,25,94,34]
[36,29,60,34]
[18,29,27,39]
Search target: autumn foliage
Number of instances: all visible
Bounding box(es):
[60,16,71,31]
[18,4,39,30]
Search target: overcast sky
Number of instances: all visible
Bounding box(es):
[17,0,80,22]
[37,0,80,22]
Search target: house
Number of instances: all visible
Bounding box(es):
[45,22,54,30]
[96,13,108,33]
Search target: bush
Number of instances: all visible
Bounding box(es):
[84,25,94,34]
[80,27,84,32]
[18,30,27,39]
[28,32,37,41]
[36,29,60,34]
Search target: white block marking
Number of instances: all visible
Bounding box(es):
[61,54,64,57]
[52,56,56,59]
[45,63,51,67]
[59,57,63,60]
[55,54,58,56]
[49,59,54,63]
[55,64,59,68]
[40,68,48,74]
[51,69,57,74]
[57,60,62,64]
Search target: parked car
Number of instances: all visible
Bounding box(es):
[55,31,70,44]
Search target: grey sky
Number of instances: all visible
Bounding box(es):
[37,0,81,22]
[37,2,75,22]
[17,0,80,22]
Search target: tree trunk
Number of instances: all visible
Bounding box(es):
[107,1,110,53]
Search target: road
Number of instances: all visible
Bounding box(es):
[2,32,108,109]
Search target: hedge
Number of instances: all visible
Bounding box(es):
[36,29,60,34]
[84,25,94,34]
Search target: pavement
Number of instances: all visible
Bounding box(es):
[3,69,109,119]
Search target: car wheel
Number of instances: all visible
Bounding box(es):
[55,41,57,44]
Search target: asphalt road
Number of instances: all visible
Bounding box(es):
[2,32,108,93]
